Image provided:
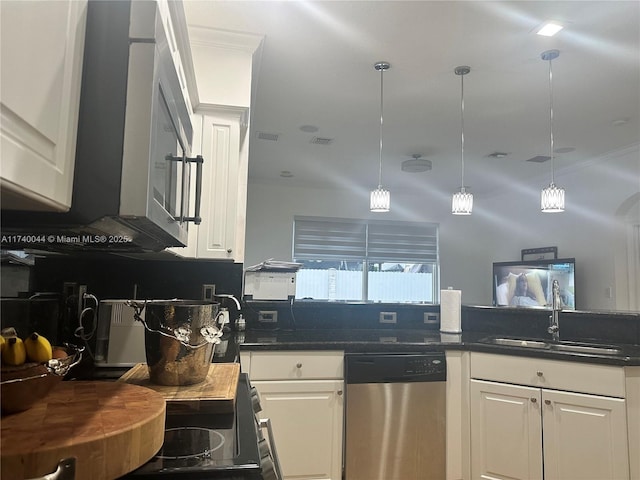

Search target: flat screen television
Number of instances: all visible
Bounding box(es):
[493,258,576,309]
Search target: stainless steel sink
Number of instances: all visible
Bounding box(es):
[482,337,624,356]
[551,343,624,355]
[489,338,549,349]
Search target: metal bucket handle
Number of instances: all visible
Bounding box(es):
[126,300,223,349]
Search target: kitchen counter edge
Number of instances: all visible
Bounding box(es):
[236,330,640,366]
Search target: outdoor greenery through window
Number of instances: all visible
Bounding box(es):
[293,216,439,303]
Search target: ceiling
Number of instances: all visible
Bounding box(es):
[183,1,640,198]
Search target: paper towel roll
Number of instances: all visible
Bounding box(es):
[440,289,462,333]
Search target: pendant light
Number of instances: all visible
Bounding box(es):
[540,49,565,213]
[370,62,390,212]
[452,65,473,215]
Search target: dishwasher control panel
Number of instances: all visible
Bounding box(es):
[405,356,444,376]
[345,352,446,384]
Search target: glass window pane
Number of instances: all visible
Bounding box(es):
[368,263,435,303]
[292,217,439,303]
[296,260,363,301]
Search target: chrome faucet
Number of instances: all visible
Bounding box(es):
[214,294,241,310]
[548,279,561,341]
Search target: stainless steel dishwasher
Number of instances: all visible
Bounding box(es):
[344,352,446,480]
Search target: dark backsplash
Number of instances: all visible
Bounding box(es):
[30,256,243,300]
[7,256,638,348]
[243,301,640,346]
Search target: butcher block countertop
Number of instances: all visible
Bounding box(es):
[0,381,166,480]
[118,362,240,413]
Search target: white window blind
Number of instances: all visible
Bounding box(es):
[293,216,438,263]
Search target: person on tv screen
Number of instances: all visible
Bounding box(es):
[496,275,510,306]
[510,273,539,307]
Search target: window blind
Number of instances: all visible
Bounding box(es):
[293,216,438,263]
[293,217,366,260]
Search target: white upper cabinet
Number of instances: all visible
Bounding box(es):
[0,0,87,211]
[170,106,249,261]
[168,23,262,261]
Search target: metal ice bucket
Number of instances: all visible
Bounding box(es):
[127,300,223,386]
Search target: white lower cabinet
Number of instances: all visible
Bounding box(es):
[470,380,543,480]
[241,351,344,480]
[542,389,628,480]
[470,353,630,480]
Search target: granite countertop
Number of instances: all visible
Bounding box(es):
[237,328,640,366]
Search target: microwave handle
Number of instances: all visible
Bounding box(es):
[182,155,203,225]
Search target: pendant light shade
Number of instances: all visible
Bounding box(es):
[452,187,474,214]
[452,66,473,215]
[370,62,390,212]
[370,187,391,212]
[540,49,565,213]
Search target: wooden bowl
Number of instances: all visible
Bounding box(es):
[1,344,83,415]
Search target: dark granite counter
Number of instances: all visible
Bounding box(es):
[237,328,640,366]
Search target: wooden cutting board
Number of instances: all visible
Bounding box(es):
[0,381,165,480]
[118,362,240,413]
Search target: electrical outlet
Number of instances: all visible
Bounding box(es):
[63,282,78,299]
[380,336,398,343]
[258,311,278,323]
[202,284,216,301]
[379,311,397,324]
[424,312,440,325]
[77,285,87,320]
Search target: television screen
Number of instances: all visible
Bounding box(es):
[493,258,576,309]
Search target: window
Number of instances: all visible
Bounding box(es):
[293,216,439,303]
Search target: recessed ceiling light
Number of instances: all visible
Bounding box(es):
[554,147,575,154]
[488,152,509,158]
[310,137,333,145]
[526,155,551,163]
[536,22,564,37]
[256,131,279,141]
[300,125,319,133]
[280,170,294,178]
[611,118,629,127]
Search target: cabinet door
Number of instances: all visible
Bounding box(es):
[252,379,344,480]
[0,0,86,211]
[470,379,543,480]
[197,109,247,260]
[542,389,629,480]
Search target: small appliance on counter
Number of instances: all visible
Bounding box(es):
[243,259,300,301]
[94,300,146,368]
[243,271,297,301]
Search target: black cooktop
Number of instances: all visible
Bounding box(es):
[122,374,262,479]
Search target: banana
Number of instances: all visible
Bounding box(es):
[2,336,27,366]
[0,334,5,354]
[24,332,53,363]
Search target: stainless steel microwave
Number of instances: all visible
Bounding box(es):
[1,0,202,252]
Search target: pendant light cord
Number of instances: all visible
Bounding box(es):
[548,56,555,185]
[460,71,465,190]
[378,66,384,188]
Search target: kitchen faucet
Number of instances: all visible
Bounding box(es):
[214,294,241,310]
[214,294,242,330]
[548,279,561,341]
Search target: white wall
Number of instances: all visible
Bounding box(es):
[245,144,640,311]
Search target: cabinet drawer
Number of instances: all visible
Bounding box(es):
[248,351,344,380]
[470,352,625,398]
